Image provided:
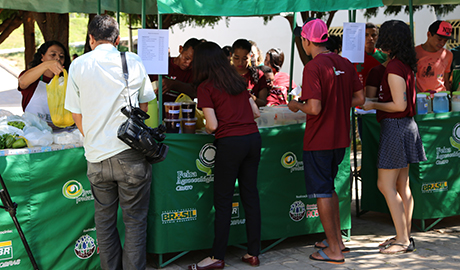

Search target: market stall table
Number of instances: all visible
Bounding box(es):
[0,123,351,269]
[360,112,460,231]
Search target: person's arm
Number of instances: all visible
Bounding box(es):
[365,85,378,98]
[362,73,407,112]
[162,78,197,99]
[202,107,218,134]
[140,102,148,112]
[444,72,451,91]
[288,99,321,115]
[254,87,268,107]
[249,98,260,119]
[72,113,84,136]
[18,60,63,89]
[352,89,365,107]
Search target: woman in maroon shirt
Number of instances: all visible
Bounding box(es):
[231,39,268,107]
[188,42,261,270]
[363,20,426,254]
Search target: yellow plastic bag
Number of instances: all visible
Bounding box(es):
[46,69,75,128]
[174,93,205,129]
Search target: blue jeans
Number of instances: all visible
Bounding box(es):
[87,149,152,270]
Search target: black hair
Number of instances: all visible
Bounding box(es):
[183,38,203,51]
[222,45,232,57]
[259,65,273,75]
[325,35,342,54]
[376,20,417,72]
[366,23,378,30]
[232,38,259,84]
[88,14,119,44]
[28,40,71,70]
[193,41,247,96]
[266,48,284,72]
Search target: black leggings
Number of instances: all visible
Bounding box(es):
[211,132,262,260]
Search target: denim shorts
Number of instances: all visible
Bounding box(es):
[303,148,345,198]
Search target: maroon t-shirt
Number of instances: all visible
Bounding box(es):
[376,58,416,122]
[242,69,268,98]
[197,81,258,139]
[17,71,52,111]
[267,72,297,106]
[149,57,193,102]
[301,53,362,151]
[365,64,386,98]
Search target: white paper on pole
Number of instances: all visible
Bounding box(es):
[138,29,169,74]
[341,22,365,64]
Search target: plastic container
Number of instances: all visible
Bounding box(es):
[164,102,181,119]
[452,91,460,112]
[181,118,197,134]
[181,101,196,119]
[164,119,181,133]
[416,93,428,115]
[432,92,449,113]
[419,92,432,113]
[439,91,451,111]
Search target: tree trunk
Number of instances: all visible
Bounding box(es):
[0,12,23,45]
[84,14,97,53]
[33,12,69,51]
[22,11,35,69]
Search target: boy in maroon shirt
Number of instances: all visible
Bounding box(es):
[289,18,364,264]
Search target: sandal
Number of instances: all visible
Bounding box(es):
[379,242,410,254]
[314,239,351,253]
[378,237,396,248]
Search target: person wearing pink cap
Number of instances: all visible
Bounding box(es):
[288,18,364,264]
[415,20,454,93]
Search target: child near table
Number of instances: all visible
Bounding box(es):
[188,41,262,270]
[362,20,427,254]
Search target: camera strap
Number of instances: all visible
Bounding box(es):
[120,52,134,110]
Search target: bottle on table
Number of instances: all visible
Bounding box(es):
[432,92,450,113]
[452,91,460,112]
[416,93,428,115]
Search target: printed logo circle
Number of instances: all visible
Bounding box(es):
[453,123,460,143]
[74,234,96,259]
[289,200,306,222]
[199,143,216,167]
[281,152,297,169]
[62,180,83,199]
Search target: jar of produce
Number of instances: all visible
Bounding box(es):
[433,92,449,113]
[416,93,428,115]
[452,91,460,112]
[419,92,432,113]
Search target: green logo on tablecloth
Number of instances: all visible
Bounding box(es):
[281,152,297,168]
[62,180,83,199]
[196,143,216,175]
[289,201,306,222]
[450,123,460,150]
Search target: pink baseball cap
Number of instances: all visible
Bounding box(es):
[294,18,328,43]
[429,20,455,40]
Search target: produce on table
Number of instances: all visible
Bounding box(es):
[7,121,26,130]
[0,134,28,149]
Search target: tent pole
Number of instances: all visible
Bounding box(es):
[288,12,296,102]
[158,13,163,122]
[97,0,101,15]
[348,9,360,217]
[117,0,120,50]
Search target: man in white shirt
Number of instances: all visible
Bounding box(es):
[65,14,155,270]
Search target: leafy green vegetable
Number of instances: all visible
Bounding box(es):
[7,121,25,130]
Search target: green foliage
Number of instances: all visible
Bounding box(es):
[363,5,458,19]
[126,14,225,29]
[0,10,19,23]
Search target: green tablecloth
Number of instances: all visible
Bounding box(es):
[147,123,351,254]
[360,112,460,220]
[0,123,352,268]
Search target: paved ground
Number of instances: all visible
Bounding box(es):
[1,61,459,270]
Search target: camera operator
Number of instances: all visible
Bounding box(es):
[64,15,155,270]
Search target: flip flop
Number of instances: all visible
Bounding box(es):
[314,239,351,253]
[309,249,345,264]
[378,237,396,247]
[379,243,410,254]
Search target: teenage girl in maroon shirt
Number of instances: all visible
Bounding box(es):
[188,41,261,270]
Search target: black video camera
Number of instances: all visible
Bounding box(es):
[117,106,168,164]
